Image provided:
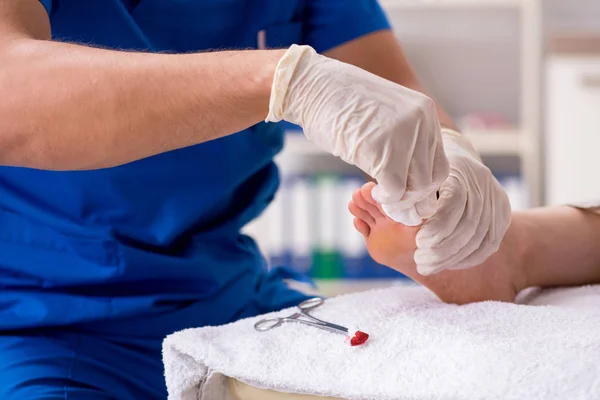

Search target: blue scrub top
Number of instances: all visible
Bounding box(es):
[1,0,390,336]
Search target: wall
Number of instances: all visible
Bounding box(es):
[387,7,521,124]
[385,1,600,126]
[544,0,600,35]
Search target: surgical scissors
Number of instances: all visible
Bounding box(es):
[254,297,349,335]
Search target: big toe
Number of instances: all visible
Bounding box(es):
[360,183,387,222]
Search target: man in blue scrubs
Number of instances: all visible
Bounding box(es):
[0,0,511,398]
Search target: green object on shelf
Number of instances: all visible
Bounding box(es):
[312,251,343,280]
[312,173,343,279]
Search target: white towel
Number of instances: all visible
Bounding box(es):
[163,285,600,400]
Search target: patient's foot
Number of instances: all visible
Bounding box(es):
[348,183,420,268]
[348,183,527,304]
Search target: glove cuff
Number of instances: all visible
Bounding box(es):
[265,44,316,123]
[441,128,482,162]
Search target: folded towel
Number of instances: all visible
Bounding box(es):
[163,285,600,400]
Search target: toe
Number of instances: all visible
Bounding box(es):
[352,189,380,220]
[353,218,371,238]
[361,182,378,203]
[348,199,375,225]
[359,183,387,220]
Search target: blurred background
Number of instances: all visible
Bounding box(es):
[245,0,600,296]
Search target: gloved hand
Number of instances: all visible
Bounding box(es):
[266,45,449,226]
[414,128,512,275]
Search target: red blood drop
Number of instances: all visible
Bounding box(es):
[349,331,369,346]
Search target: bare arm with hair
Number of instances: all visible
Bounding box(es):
[0,0,285,170]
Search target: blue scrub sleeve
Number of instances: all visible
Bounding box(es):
[37,0,53,15]
[303,0,392,54]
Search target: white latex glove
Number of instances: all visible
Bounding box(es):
[415,128,512,275]
[266,45,449,226]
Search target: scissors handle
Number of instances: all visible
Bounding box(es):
[298,297,324,311]
[254,317,285,332]
[254,298,349,335]
[254,315,348,335]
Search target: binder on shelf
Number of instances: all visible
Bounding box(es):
[312,174,343,280]
[288,175,314,275]
[266,178,290,269]
[503,175,528,211]
[266,171,414,280]
[495,173,528,210]
[375,261,408,279]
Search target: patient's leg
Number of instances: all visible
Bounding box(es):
[350,183,600,304]
[512,205,600,289]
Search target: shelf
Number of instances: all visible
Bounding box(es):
[281,132,322,157]
[283,129,523,158]
[466,129,523,156]
[379,0,526,10]
[314,279,418,297]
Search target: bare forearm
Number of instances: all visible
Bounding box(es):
[519,206,600,288]
[0,39,283,170]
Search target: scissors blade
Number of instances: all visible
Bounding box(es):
[294,319,348,335]
[319,321,349,333]
[303,313,348,333]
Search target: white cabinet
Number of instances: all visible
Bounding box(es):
[546,55,600,205]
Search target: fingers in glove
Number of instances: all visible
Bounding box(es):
[372,122,442,221]
[487,182,512,244]
[416,175,467,249]
[419,200,489,274]
[417,182,492,275]
[381,203,423,226]
[448,229,500,271]
[376,180,440,225]
[452,188,511,269]
[414,191,440,219]
[431,139,450,189]
[403,140,435,200]
[371,131,433,210]
[382,189,439,226]
[414,176,481,274]
[371,178,405,209]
